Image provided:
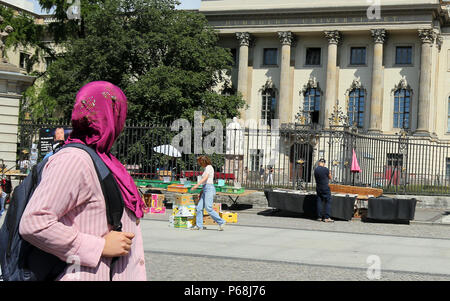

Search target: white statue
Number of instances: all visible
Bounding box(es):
[226,117,244,155]
[0,16,14,63]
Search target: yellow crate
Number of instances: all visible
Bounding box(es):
[168,184,189,193]
[172,205,196,217]
[220,212,238,223]
[175,194,196,206]
[203,203,222,216]
[203,215,217,225]
[178,200,195,206]
[187,217,196,228]
[143,193,165,208]
[173,216,188,228]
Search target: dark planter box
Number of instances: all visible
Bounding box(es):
[264,189,354,221]
[367,197,417,221]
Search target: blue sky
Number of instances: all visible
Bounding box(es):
[31,0,202,14]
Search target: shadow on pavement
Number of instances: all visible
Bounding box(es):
[256,208,317,220]
[222,203,253,211]
[361,217,410,225]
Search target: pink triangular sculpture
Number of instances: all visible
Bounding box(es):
[351,149,361,173]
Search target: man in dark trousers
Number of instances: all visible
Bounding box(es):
[314,158,334,222]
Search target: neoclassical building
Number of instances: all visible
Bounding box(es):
[0,1,55,170]
[200,0,450,137]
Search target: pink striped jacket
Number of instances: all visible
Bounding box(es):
[19,147,147,281]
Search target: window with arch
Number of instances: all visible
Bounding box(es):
[393,88,411,129]
[348,88,365,128]
[302,87,321,124]
[261,88,276,126]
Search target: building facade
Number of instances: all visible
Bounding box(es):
[0,1,54,170]
[199,0,450,189]
[200,0,450,137]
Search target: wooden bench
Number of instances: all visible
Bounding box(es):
[329,184,383,198]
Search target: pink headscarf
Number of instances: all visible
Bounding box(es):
[67,81,146,218]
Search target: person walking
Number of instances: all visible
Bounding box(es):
[19,153,30,174]
[266,166,274,185]
[0,186,6,217]
[191,156,226,231]
[314,158,333,222]
[19,81,147,280]
[1,175,11,201]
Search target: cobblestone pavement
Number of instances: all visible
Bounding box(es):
[144,207,450,240]
[2,205,450,281]
[145,251,450,281]
[142,208,450,281]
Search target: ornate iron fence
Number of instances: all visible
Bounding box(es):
[15,120,450,196]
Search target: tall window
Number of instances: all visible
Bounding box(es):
[395,46,412,65]
[305,48,321,66]
[350,47,366,65]
[250,149,264,172]
[263,48,278,66]
[19,52,30,69]
[393,88,411,129]
[230,48,237,66]
[261,88,276,126]
[447,96,450,132]
[303,87,321,124]
[348,89,365,127]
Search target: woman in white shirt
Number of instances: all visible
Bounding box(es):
[191,156,226,231]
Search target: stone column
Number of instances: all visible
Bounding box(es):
[0,64,34,171]
[415,29,436,136]
[236,32,251,121]
[277,31,294,125]
[368,29,387,133]
[324,31,341,128]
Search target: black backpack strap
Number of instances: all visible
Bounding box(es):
[61,143,124,281]
[61,143,124,231]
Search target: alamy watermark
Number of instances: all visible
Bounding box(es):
[367,0,381,20]
[67,0,81,21]
[66,255,81,280]
[170,111,280,156]
[366,255,381,280]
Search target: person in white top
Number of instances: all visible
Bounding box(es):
[191,156,226,230]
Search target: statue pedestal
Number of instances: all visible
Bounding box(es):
[0,63,35,170]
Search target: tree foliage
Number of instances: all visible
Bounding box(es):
[27,0,244,123]
[0,5,54,73]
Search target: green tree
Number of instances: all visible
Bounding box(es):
[29,0,245,123]
[0,5,54,73]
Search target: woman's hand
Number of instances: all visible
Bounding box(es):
[102,231,135,257]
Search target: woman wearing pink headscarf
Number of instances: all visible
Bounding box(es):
[19,81,147,281]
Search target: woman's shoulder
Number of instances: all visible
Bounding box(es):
[47,146,95,170]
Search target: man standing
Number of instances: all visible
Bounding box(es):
[314,158,333,222]
[259,165,265,184]
[43,127,66,160]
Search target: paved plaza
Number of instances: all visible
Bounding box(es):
[142,207,450,281]
[2,206,450,281]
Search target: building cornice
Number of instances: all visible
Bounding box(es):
[0,1,39,18]
[200,4,439,16]
[206,10,436,32]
